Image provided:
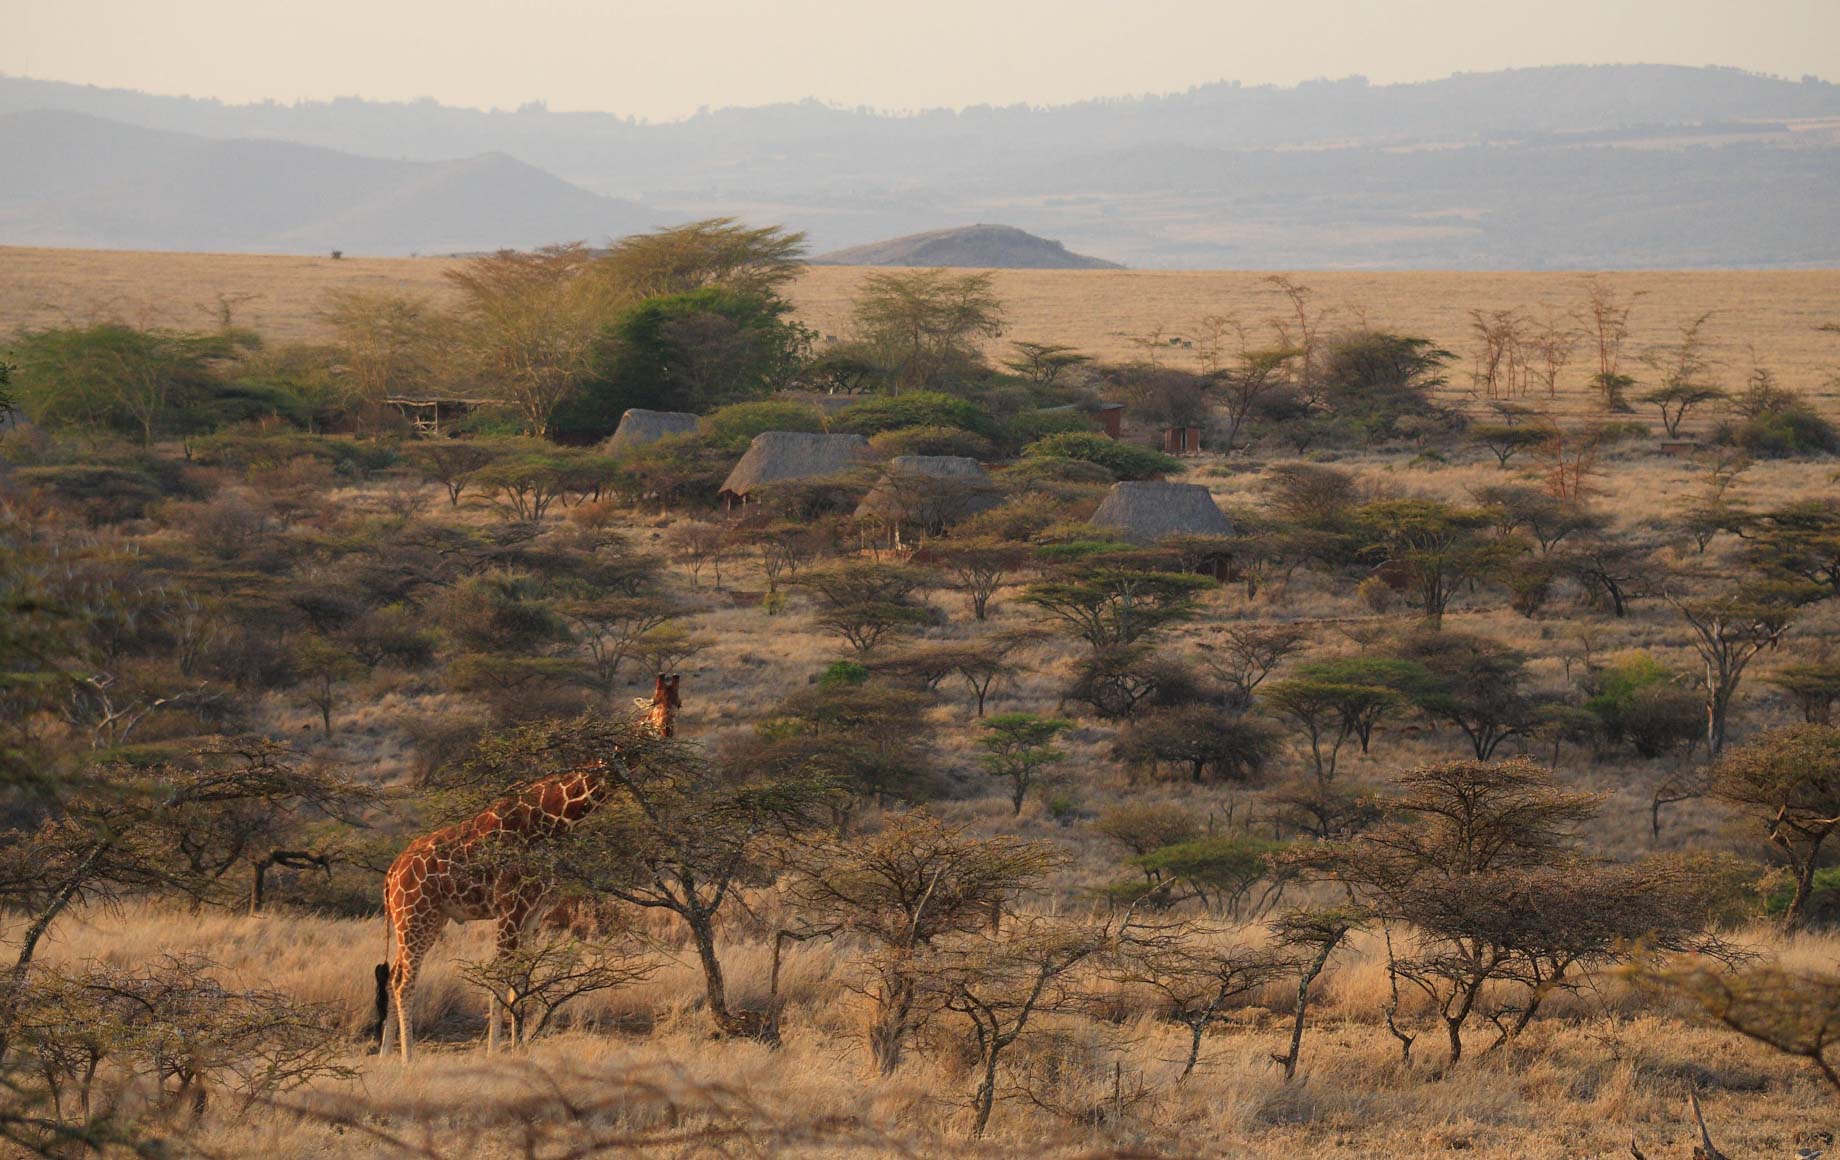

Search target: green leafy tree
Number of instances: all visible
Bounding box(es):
[1468,424,1550,468]
[1710,725,1840,931]
[446,243,617,435]
[1355,499,1509,627]
[1002,341,1089,386]
[978,713,1071,813]
[1667,580,1819,754]
[1021,432,1182,481]
[1021,567,1209,649]
[1262,658,1418,785]
[851,269,1005,391]
[777,813,1063,1074]
[794,563,936,653]
[597,218,807,299]
[13,324,253,445]
[555,288,814,440]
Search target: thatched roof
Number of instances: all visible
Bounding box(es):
[1090,481,1234,544]
[855,455,1002,526]
[719,431,875,498]
[606,408,700,452]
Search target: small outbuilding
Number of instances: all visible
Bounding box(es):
[719,431,875,507]
[1090,480,1234,545]
[605,408,700,453]
[855,455,1003,545]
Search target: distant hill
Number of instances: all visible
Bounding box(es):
[0,110,660,255]
[4,66,1840,266]
[812,225,1121,269]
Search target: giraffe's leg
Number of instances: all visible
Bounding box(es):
[390,950,420,1063]
[388,909,443,1063]
[491,906,530,1051]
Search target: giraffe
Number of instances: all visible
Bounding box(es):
[375,674,681,1060]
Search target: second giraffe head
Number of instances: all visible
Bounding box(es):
[651,673,682,737]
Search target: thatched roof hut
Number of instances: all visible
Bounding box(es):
[606,408,700,453]
[719,431,875,502]
[855,455,1002,535]
[1090,481,1233,544]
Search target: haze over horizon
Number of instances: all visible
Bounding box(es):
[9,0,1840,122]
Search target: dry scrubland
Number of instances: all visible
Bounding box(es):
[3,246,1838,421]
[6,244,1840,1158]
[9,447,1840,1158]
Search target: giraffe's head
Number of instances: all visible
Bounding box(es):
[650,673,682,738]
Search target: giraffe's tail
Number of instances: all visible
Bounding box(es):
[369,914,391,1046]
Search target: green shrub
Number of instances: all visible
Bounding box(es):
[1022,432,1181,481]
[1005,407,1095,445]
[191,431,398,478]
[698,400,826,452]
[1764,865,1840,927]
[1718,406,1840,458]
[13,460,203,523]
[819,660,871,688]
[834,391,999,439]
[867,425,995,459]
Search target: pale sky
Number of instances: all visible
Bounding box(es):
[8,0,1839,122]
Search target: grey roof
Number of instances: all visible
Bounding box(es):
[605,408,700,452]
[719,431,875,497]
[855,455,1003,525]
[1090,481,1234,544]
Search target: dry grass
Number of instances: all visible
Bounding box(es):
[5,247,1839,420]
[30,901,1835,1158]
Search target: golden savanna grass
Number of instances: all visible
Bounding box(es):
[4,246,1838,421]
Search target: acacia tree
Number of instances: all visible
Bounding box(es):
[558,596,678,701]
[1711,725,1840,931]
[919,917,1110,1137]
[1211,346,1298,451]
[928,539,1030,621]
[1354,499,1508,628]
[1667,581,1816,754]
[1578,277,1641,412]
[1640,312,1725,437]
[794,563,936,652]
[597,218,807,299]
[1268,907,1361,1080]
[1106,928,1279,1080]
[776,814,1063,1074]
[464,715,833,1040]
[1002,341,1089,386]
[1320,757,1603,1067]
[852,270,1005,391]
[1196,623,1307,710]
[1020,567,1209,650]
[0,740,363,1051]
[408,440,503,506]
[447,244,617,435]
[978,713,1071,813]
[1262,658,1416,786]
[318,289,449,423]
[1745,500,1840,600]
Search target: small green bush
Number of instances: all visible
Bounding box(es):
[1005,408,1096,445]
[1718,406,1840,458]
[833,391,999,439]
[699,401,826,452]
[867,425,995,459]
[1022,432,1182,481]
[1764,866,1840,927]
[819,660,871,688]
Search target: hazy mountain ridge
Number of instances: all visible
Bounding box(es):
[4,66,1839,266]
[0,109,658,254]
[812,225,1122,269]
